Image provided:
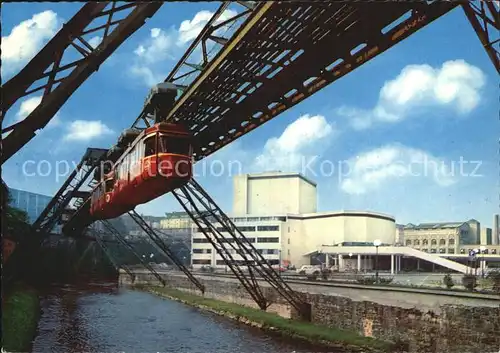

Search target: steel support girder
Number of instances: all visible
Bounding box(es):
[173,179,310,319]
[33,148,107,234]
[162,2,456,160]
[130,2,256,130]
[1,2,162,164]
[128,210,205,293]
[462,1,500,74]
[173,185,268,310]
[94,233,134,277]
[100,220,166,286]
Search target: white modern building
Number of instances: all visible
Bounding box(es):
[191,172,396,269]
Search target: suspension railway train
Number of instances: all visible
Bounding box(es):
[89,83,192,220]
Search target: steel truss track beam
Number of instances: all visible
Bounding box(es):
[462,0,500,74]
[99,220,166,286]
[157,2,458,160]
[32,148,107,234]
[2,2,162,164]
[172,179,311,320]
[128,210,205,293]
[131,1,256,129]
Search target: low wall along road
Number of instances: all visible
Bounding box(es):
[120,269,500,353]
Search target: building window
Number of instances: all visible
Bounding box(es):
[414,240,420,245]
[257,237,279,243]
[431,239,437,246]
[449,239,455,245]
[193,238,209,243]
[439,239,446,245]
[406,240,412,246]
[448,248,455,254]
[193,249,211,254]
[192,259,211,265]
[492,249,497,255]
[237,226,255,232]
[257,225,279,232]
[430,249,437,253]
[439,248,445,253]
[288,238,290,244]
[422,249,428,253]
[288,249,290,255]
[423,239,428,245]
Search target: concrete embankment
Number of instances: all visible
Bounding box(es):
[121,270,500,353]
[137,285,395,352]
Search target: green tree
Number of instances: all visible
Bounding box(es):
[2,182,31,239]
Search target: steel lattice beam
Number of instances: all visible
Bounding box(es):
[131,1,256,129]
[99,220,166,286]
[462,1,500,74]
[173,179,311,319]
[1,2,162,164]
[32,148,107,234]
[128,210,205,293]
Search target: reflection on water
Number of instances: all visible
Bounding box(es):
[32,281,338,353]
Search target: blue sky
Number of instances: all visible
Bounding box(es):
[2,3,499,228]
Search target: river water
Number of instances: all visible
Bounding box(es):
[32,280,336,353]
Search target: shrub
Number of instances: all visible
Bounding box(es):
[356,276,376,285]
[443,273,454,289]
[486,270,500,294]
[306,273,318,281]
[321,268,331,280]
[378,277,394,284]
[462,274,477,291]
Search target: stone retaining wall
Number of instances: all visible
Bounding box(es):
[121,271,500,353]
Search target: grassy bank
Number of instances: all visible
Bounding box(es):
[2,283,40,352]
[137,285,396,352]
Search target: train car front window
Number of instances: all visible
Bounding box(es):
[144,136,156,157]
[159,135,190,155]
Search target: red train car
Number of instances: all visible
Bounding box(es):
[90,122,192,220]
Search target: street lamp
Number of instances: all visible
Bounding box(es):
[473,248,479,276]
[373,239,382,284]
[480,246,486,278]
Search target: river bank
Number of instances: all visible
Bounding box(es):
[2,282,40,352]
[137,285,400,353]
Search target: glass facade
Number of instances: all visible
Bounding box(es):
[8,188,52,224]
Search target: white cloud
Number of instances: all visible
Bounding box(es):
[1,10,61,75]
[15,96,61,128]
[64,120,113,141]
[340,144,456,195]
[134,28,175,65]
[338,60,486,130]
[129,9,237,86]
[177,9,237,45]
[88,35,102,49]
[253,114,337,171]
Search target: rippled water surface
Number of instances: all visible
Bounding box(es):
[32,281,337,352]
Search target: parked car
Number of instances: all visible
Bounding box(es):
[296,265,321,275]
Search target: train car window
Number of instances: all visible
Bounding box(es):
[144,136,156,157]
[159,135,190,155]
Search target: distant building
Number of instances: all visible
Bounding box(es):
[480,227,492,245]
[191,172,395,269]
[403,219,480,254]
[8,188,52,224]
[160,212,192,229]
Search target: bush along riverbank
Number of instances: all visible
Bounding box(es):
[2,282,41,352]
[136,285,399,353]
